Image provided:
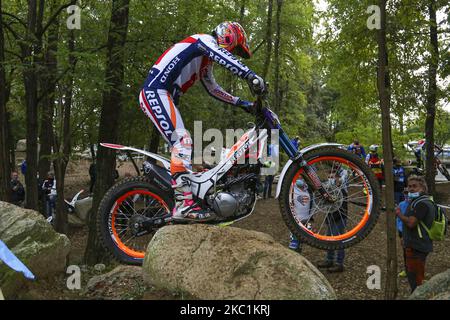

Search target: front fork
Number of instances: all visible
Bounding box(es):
[278,128,335,202]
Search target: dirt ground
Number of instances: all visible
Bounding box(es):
[21,160,450,300]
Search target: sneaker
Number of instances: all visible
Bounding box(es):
[288,239,299,250]
[317,260,334,269]
[288,233,299,250]
[171,173,213,221]
[328,264,344,273]
[398,270,407,278]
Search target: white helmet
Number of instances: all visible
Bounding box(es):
[369,145,378,152]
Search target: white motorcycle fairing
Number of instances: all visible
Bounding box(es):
[100,143,171,170]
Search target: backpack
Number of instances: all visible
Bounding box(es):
[412,196,448,241]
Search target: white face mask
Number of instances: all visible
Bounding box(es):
[408,191,421,199]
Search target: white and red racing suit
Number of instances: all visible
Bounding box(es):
[139,34,256,175]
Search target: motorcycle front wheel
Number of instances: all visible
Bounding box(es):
[279,147,381,250]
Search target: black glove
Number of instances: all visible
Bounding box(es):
[247,73,267,96]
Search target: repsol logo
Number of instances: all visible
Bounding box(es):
[160,56,181,83]
[145,90,173,138]
[208,52,249,76]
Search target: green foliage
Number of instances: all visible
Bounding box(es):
[1,0,449,164]
[316,0,450,160]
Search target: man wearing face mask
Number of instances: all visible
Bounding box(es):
[395,175,435,292]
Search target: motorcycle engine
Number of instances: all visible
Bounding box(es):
[211,178,256,218]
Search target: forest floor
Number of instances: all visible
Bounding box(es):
[19,160,450,300]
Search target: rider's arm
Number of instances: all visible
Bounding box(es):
[196,35,254,80]
[200,64,241,106]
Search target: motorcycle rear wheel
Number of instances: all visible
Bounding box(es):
[97,176,174,265]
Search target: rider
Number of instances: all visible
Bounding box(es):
[139,22,266,221]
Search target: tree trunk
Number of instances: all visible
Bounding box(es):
[38,0,59,180]
[54,29,75,235]
[0,0,11,202]
[273,0,283,113]
[229,0,247,127]
[424,0,439,197]
[377,0,398,300]
[262,0,273,80]
[85,0,130,265]
[23,0,40,210]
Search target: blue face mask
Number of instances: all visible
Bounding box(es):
[408,192,421,199]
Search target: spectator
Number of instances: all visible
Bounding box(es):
[42,172,57,219]
[20,159,27,176]
[395,175,435,292]
[89,161,96,194]
[414,138,426,169]
[393,157,406,205]
[365,145,384,189]
[288,179,312,253]
[317,169,348,273]
[291,136,301,150]
[263,144,278,199]
[9,172,25,206]
[263,175,274,199]
[347,139,366,160]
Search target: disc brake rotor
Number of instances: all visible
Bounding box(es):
[312,182,344,213]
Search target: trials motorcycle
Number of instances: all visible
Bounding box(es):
[97,80,381,265]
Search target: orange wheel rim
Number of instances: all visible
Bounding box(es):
[291,156,373,241]
[110,190,169,258]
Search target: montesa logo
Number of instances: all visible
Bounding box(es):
[229,133,258,164]
[160,56,181,83]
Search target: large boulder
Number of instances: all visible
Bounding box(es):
[0,201,71,298]
[143,224,336,300]
[409,268,450,300]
